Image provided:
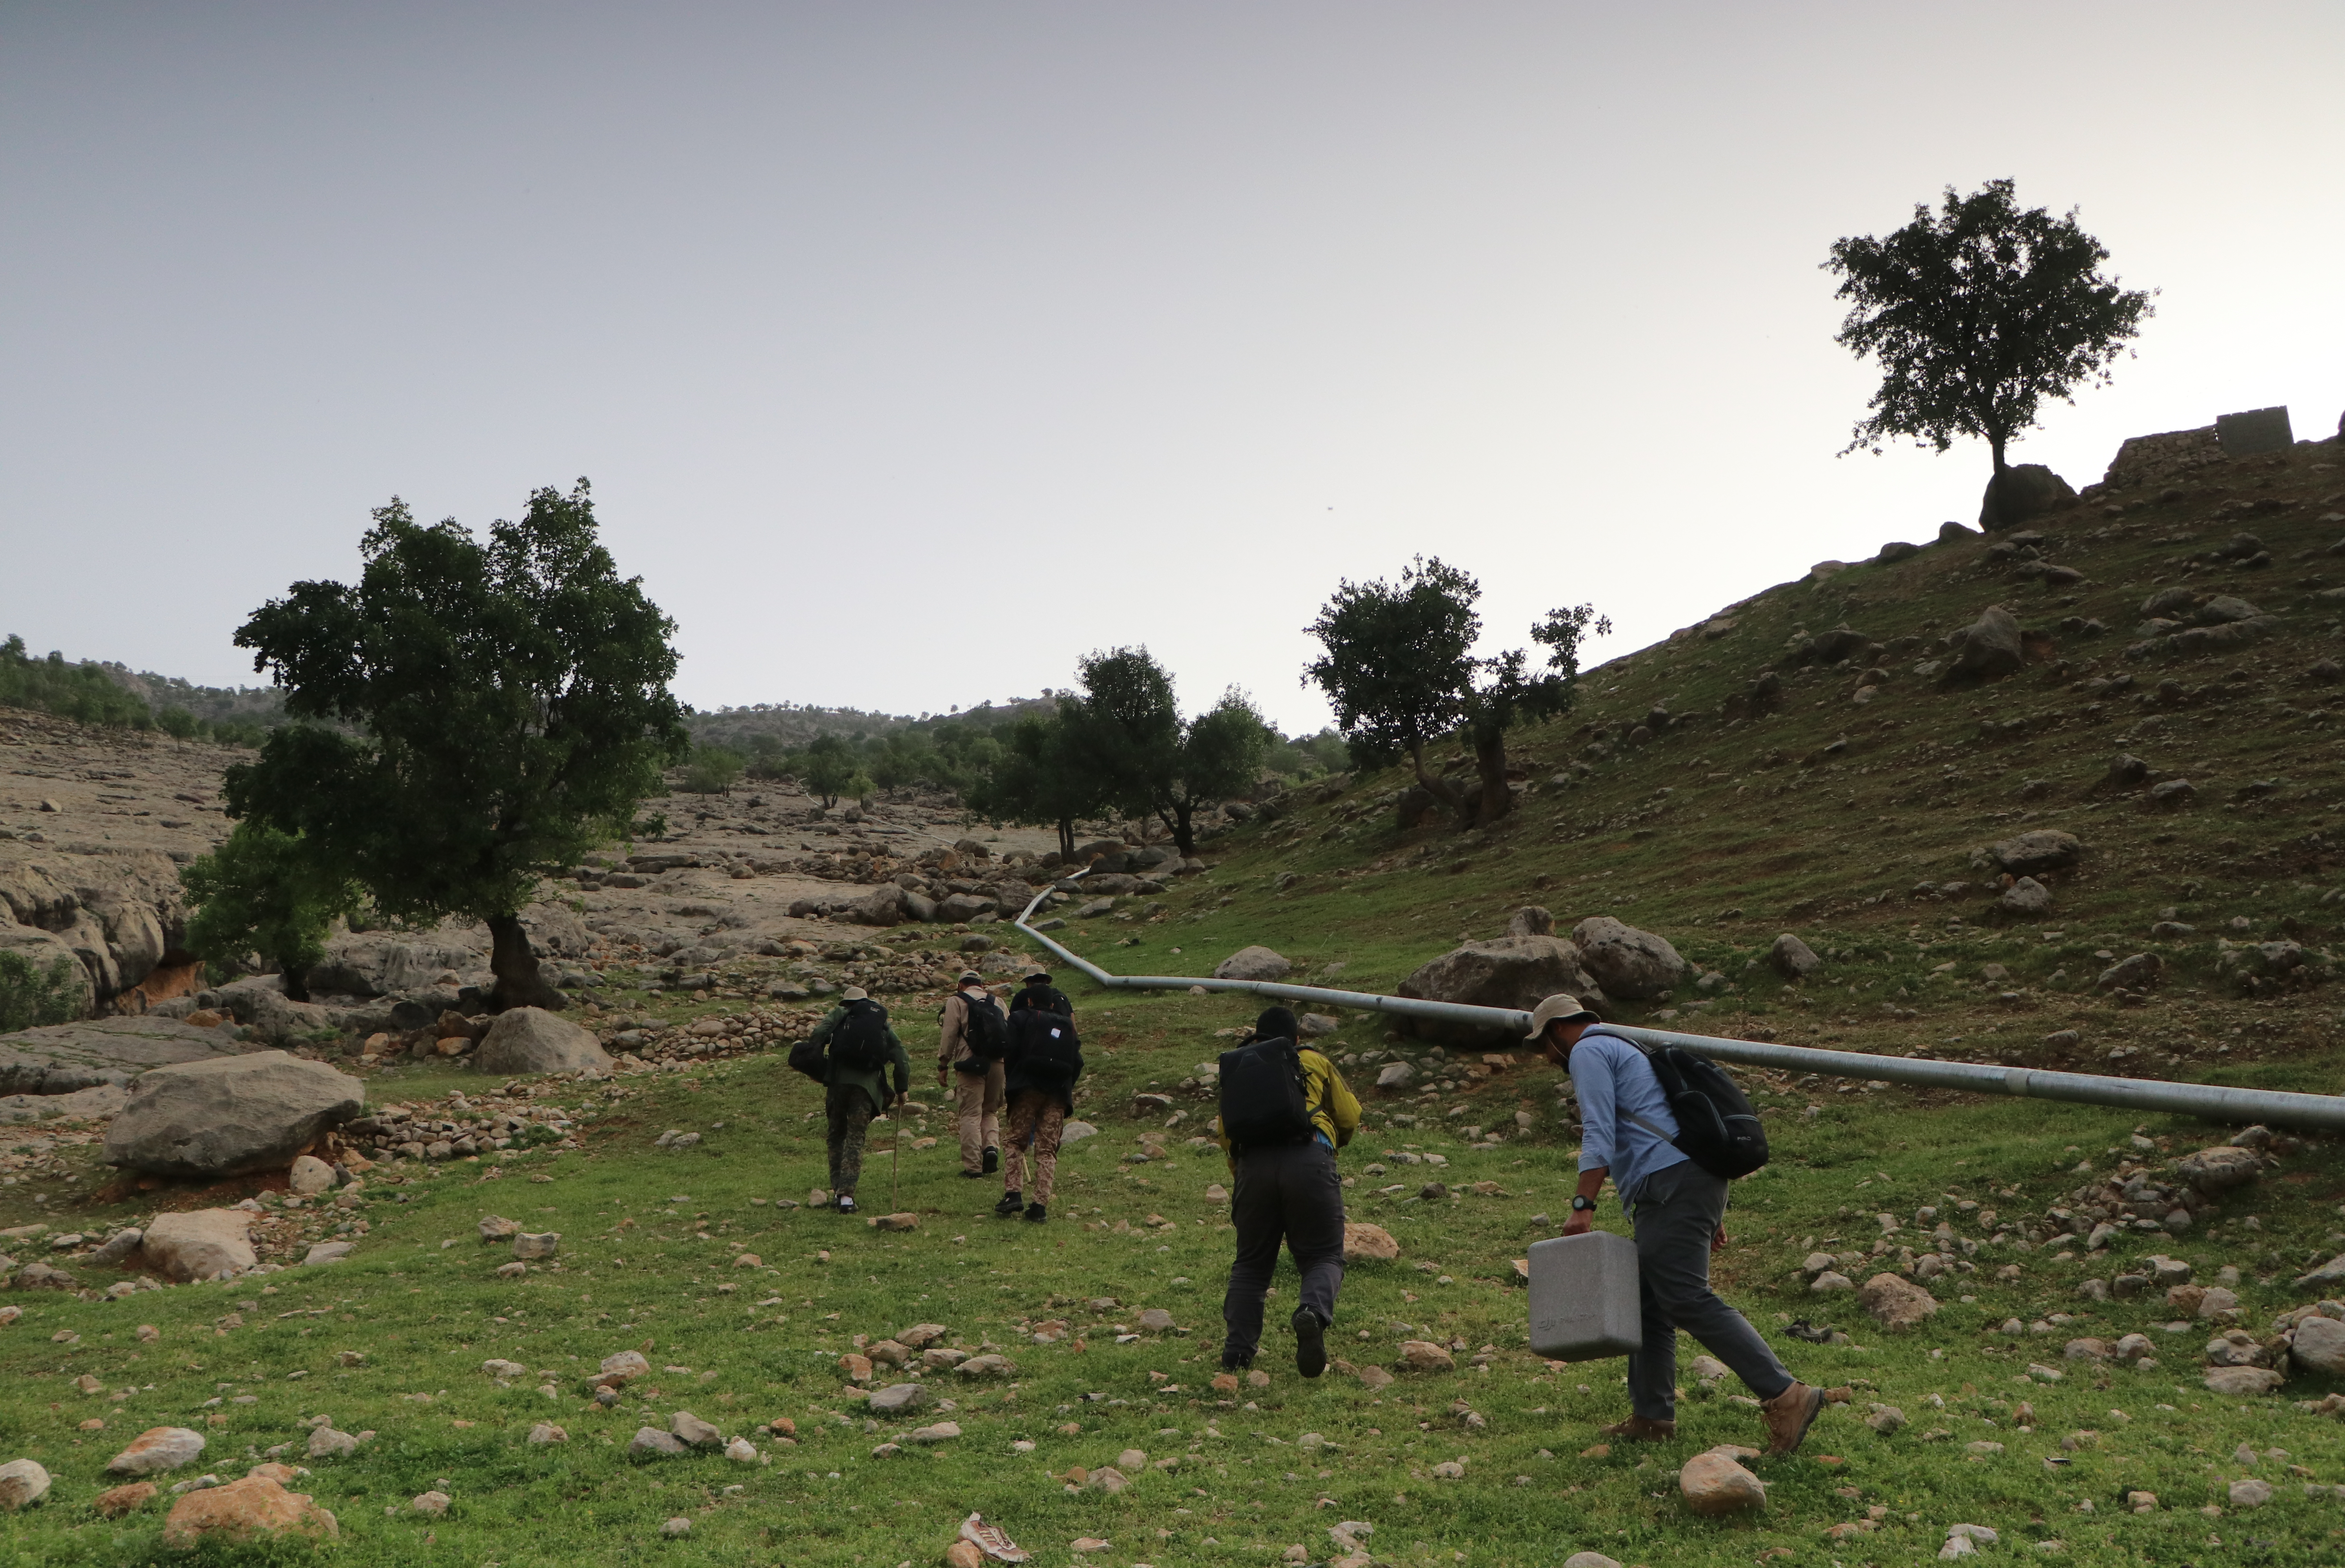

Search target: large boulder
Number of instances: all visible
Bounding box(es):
[1213,947,1292,982]
[242,991,337,1047]
[1397,935,1608,1045]
[1978,463,2076,530]
[102,1051,362,1179]
[140,1210,257,1282]
[473,1007,612,1077]
[1342,1222,1401,1262]
[0,1015,252,1098]
[1858,1272,1938,1330]
[160,1474,338,1549]
[1981,830,2083,876]
[1946,606,2025,682]
[1569,917,1689,1000]
[848,884,910,928]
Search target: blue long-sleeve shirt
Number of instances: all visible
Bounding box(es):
[1569,1027,1689,1204]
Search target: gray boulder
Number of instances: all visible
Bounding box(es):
[242,991,338,1047]
[935,894,996,924]
[1213,946,1292,982]
[1999,877,2053,916]
[1769,933,1823,980]
[474,1007,613,1077]
[848,884,909,928]
[1978,463,2076,530]
[140,1209,257,1282]
[1946,606,2025,682]
[1569,917,1689,1000]
[0,1015,253,1099]
[1397,935,1608,1045]
[1982,829,2082,876]
[102,1051,362,1179]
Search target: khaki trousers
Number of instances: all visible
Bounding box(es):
[953,1061,1005,1171]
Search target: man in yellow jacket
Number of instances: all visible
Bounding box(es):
[1215,1006,1360,1378]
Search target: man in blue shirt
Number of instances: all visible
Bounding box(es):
[1529,994,1823,1454]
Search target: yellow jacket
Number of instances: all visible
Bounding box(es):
[1217,1047,1361,1168]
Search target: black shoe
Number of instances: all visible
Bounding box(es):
[1292,1306,1327,1379]
[836,1195,857,1216]
[961,1168,988,1179]
[994,1190,1025,1218]
[1220,1351,1253,1372]
[983,1146,1000,1174]
[1024,1202,1047,1223]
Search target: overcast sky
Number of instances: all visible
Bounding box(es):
[4,2,2339,734]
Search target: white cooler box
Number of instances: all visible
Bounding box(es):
[1526,1230,1643,1361]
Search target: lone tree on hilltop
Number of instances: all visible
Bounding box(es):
[1825,179,2152,483]
[1304,556,1604,830]
[1059,647,1271,857]
[226,481,688,1011]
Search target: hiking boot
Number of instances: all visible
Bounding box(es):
[1292,1307,1327,1379]
[836,1195,858,1216]
[983,1146,1000,1174]
[1220,1350,1253,1372]
[960,1168,988,1179]
[1598,1415,1677,1442]
[994,1190,1025,1218]
[1024,1202,1047,1223]
[1760,1381,1826,1456]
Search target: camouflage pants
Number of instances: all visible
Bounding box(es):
[826,1082,877,1196]
[1002,1091,1065,1205]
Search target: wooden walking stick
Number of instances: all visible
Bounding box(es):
[891,1095,903,1212]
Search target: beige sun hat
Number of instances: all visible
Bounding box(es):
[1524,993,1600,1040]
[841,986,870,1002]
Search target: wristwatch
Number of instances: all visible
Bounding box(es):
[1570,1195,1597,1213]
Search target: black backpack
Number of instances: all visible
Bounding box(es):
[827,1000,893,1074]
[1217,1035,1316,1152]
[958,993,1008,1067]
[1615,1033,1769,1180]
[1009,1007,1082,1079]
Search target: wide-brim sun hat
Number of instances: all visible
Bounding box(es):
[841,986,870,1002]
[1524,993,1599,1039]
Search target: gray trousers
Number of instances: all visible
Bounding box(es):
[1221,1140,1345,1362]
[1626,1160,1793,1421]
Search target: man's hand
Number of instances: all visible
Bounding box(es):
[1711,1223,1727,1253]
[935,1068,950,1089]
[1562,1209,1594,1237]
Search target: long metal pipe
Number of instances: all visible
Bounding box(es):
[1010,878,2345,1131]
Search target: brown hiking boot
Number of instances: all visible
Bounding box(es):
[1598,1415,1677,1442]
[1760,1381,1826,1455]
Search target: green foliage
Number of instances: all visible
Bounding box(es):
[679,743,746,794]
[799,733,857,807]
[1262,726,1353,778]
[0,634,153,728]
[965,711,1102,858]
[1053,646,1273,855]
[1305,558,1603,828]
[1826,178,2154,470]
[223,480,687,1001]
[181,824,363,1000]
[0,948,83,1031]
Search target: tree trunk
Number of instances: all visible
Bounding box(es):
[1471,725,1514,827]
[1169,801,1196,857]
[486,911,569,1012]
[1407,742,1472,829]
[279,962,311,1004]
[1055,818,1075,860]
[1989,430,2009,474]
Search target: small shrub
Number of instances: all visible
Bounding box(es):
[0,949,84,1032]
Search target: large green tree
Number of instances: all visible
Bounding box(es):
[1825,178,2153,476]
[966,711,1101,860]
[1304,557,1603,829]
[226,481,688,1010]
[180,824,363,1002]
[1059,647,1270,855]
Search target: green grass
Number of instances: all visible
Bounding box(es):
[5,977,2345,1567]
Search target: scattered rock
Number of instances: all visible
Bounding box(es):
[668,1411,723,1446]
[1398,1341,1455,1372]
[474,1007,613,1076]
[629,1428,690,1459]
[1858,1273,1938,1329]
[1342,1222,1400,1262]
[1947,605,2026,682]
[1213,947,1291,982]
[2203,1367,2284,1397]
[91,1480,156,1517]
[287,1155,335,1196]
[869,1384,930,1417]
[411,1490,451,1515]
[107,1426,205,1476]
[0,1458,50,1512]
[1678,1451,1766,1515]
[2178,1145,2261,1195]
[1769,933,1823,980]
[1983,829,2083,875]
[1397,932,1609,1043]
[1569,917,1689,1000]
[160,1474,337,1549]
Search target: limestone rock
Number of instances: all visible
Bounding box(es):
[139,1211,255,1283]
[1858,1272,1938,1329]
[1561,1555,1622,1568]
[102,1051,362,1178]
[669,1411,722,1446]
[594,1350,650,1387]
[1342,1222,1400,1263]
[512,1232,560,1260]
[1397,935,1608,1044]
[1979,463,2076,531]
[1984,829,2083,876]
[1769,933,1823,980]
[0,1458,49,1512]
[1679,1451,1766,1515]
[1947,606,2025,682]
[869,1383,930,1416]
[2202,1367,2283,1397]
[1569,917,1689,1001]
[305,1428,359,1459]
[629,1427,690,1459]
[108,1426,206,1476]
[1213,947,1291,982]
[2000,877,2053,916]
[2178,1145,2261,1196]
[474,1007,612,1077]
[91,1481,156,1517]
[160,1474,337,1549]
[1398,1340,1455,1372]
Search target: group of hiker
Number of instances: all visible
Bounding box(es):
[800,969,1079,1221]
[796,965,1825,1456]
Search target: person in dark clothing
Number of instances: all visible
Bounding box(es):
[1215,1006,1360,1378]
[805,987,912,1216]
[1008,969,1074,1019]
[995,981,1079,1223]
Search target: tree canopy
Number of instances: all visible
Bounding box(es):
[1825,178,2153,473]
[1304,557,1603,829]
[1059,647,1271,855]
[225,480,687,1009]
[180,824,363,1002]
